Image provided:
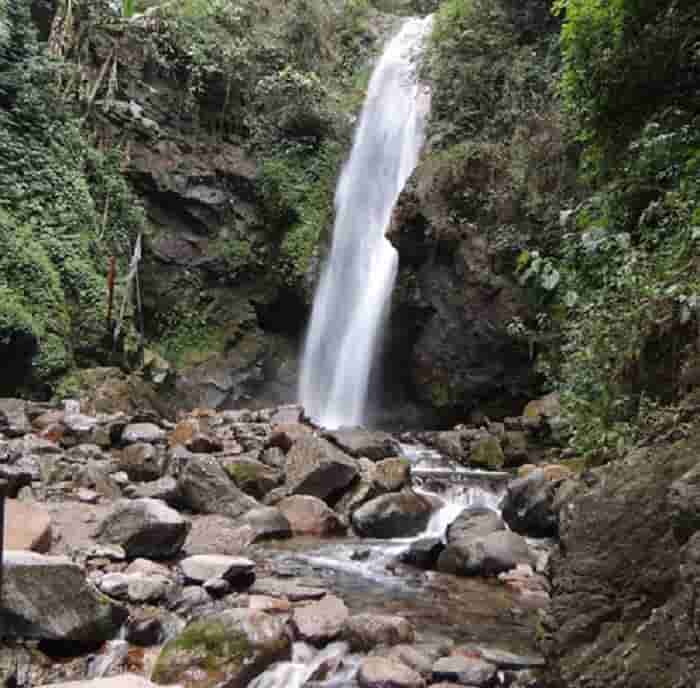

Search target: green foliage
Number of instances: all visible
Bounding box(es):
[556,0,700,163]
[260,141,344,291]
[0,2,146,392]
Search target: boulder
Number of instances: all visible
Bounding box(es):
[523,393,561,422]
[99,573,172,604]
[374,457,411,492]
[501,468,559,538]
[179,555,255,585]
[438,530,534,576]
[240,506,292,540]
[4,500,52,552]
[35,675,161,688]
[433,431,465,461]
[123,476,179,502]
[151,609,291,688]
[324,428,401,461]
[469,435,505,470]
[119,443,167,482]
[122,423,166,445]
[446,507,505,543]
[184,515,256,556]
[285,436,358,502]
[352,490,435,538]
[278,495,346,536]
[358,657,426,688]
[432,656,496,686]
[1,551,126,642]
[344,614,415,652]
[0,399,31,437]
[177,455,259,519]
[95,498,190,559]
[267,423,312,453]
[185,433,223,454]
[399,537,445,569]
[292,594,349,646]
[503,430,529,466]
[249,578,327,602]
[223,457,281,500]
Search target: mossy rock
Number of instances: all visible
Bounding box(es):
[470,436,505,470]
[152,610,291,688]
[223,459,281,500]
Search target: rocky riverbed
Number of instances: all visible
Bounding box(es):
[0,393,675,688]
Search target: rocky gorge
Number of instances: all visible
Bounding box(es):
[1,0,700,686]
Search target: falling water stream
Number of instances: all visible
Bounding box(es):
[299,17,433,429]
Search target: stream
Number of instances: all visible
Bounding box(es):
[246,445,545,687]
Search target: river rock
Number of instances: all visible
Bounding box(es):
[344,614,415,651]
[324,428,401,461]
[358,657,426,688]
[1,551,126,642]
[352,490,435,538]
[100,573,172,603]
[185,515,256,555]
[469,435,505,470]
[0,398,31,437]
[240,506,292,540]
[380,645,437,679]
[523,392,560,423]
[374,457,411,492]
[438,530,534,576]
[223,457,281,499]
[119,443,167,482]
[36,675,162,688]
[185,433,223,454]
[278,495,346,536]
[285,435,358,502]
[151,609,291,688]
[4,499,52,552]
[267,423,312,453]
[503,431,529,466]
[446,507,505,543]
[122,423,166,445]
[177,455,259,518]
[399,537,445,569]
[123,476,178,502]
[292,594,349,645]
[432,656,496,686]
[433,431,466,461]
[249,578,327,602]
[179,555,255,584]
[501,468,559,537]
[95,498,190,559]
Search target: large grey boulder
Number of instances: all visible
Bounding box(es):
[177,455,259,519]
[179,555,255,585]
[0,399,31,437]
[501,468,559,538]
[119,443,167,482]
[446,507,505,543]
[1,551,126,642]
[324,428,401,461]
[285,436,358,502]
[432,656,496,686]
[352,490,435,538]
[240,506,292,540]
[96,498,190,559]
[438,530,534,576]
[151,609,291,688]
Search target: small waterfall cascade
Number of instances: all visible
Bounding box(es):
[299,16,433,429]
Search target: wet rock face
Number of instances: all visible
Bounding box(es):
[501,469,560,538]
[385,162,536,423]
[543,433,700,687]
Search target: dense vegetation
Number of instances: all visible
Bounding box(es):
[426,0,699,460]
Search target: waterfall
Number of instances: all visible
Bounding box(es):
[299,17,433,429]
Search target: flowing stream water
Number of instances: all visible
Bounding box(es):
[248,446,538,688]
[299,17,433,429]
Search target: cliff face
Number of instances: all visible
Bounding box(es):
[541,409,700,687]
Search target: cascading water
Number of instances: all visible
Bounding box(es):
[299,17,433,429]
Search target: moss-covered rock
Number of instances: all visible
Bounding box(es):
[470,436,505,470]
[152,610,291,688]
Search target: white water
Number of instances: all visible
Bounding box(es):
[299,17,433,429]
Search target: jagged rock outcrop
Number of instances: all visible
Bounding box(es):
[542,429,700,687]
[386,158,536,423]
